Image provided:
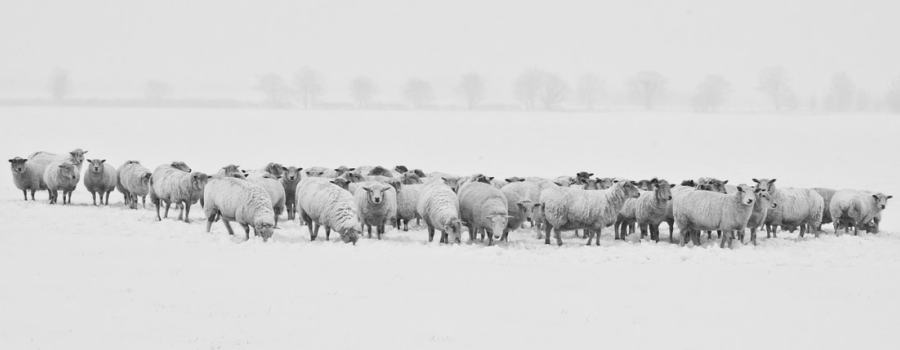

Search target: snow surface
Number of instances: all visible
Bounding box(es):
[1,107,899,349]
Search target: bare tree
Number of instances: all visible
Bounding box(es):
[144,80,173,102]
[575,73,604,111]
[456,73,485,110]
[757,66,794,111]
[293,67,324,109]
[538,72,568,110]
[825,72,856,112]
[513,69,543,110]
[49,69,70,102]
[349,76,377,108]
[256,73,292,108]
[691,74,731,112]
[627,71,666,110]
[888,77,900,113]
[403,78,434,109]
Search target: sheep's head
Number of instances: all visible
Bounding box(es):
[140,172,152,185]
[58,163,77,181]
[333,166,354,176]
[751,178,776,193]
[681,179,697,187]
[282,166,302,182]
[344,172,365,183]
[191,172,209,190]
[698,177,728,193]
[486,214,510,241]
[736,184,755,206]
[872,193,892,211]
[264,162,285,177]
[87,159,106,174]
[575,171,594,184]
[505,176,525,183]
[753,187,776,209]
[581,177,601,190]
[445,217,463,243]
[653,179,674,201]
[220,164,243,179]
[394,165,409,173]
[306,168,326,177]
[330,177,351,191]
[69,149,87,166]
[339,226,360,244]
[442,177,461,193]
[636,179,654,191]
[368,166,393,177]
[171,161,191,172]
[401,172,423,185]
[554,176,575,187]
[412,169,426,177]
[254,219,276,242]
[8,157,26,174]
[363,184,391,205]
[615,179,642,199]
[516,200,542,222]
[596,177,615,189]
[472,174,493,184]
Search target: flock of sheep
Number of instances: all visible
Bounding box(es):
[8,148,893,248]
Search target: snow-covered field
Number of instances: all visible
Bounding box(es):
[1,107,899,349]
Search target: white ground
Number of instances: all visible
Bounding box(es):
[1,107,899,349]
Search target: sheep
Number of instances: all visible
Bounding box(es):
[82,159,117,205]
[304,166,338,178]
[396,183,424,231]
[217,164,244,178]
[553,176,576,187]
[829,190,891,236]
[353,181,398,239]
[697,177,729,193]
[116,161,152,209]
[9,157,45,200]
[663,185,696,243]
[279,166,303,220]
[673,184,757,248]
[416,181,464,243]
[27,149,88,191]
[458,173,493,189]
[43,160,80,205]
[458,182,509,246]
[812,187,837,231]
[203,177,275,241]
[246,172,287,228]
[394,165,409,174]
[400,172,423,185]
[616,179,675,242]
[539,180,641,246]
[295,177,361,243]
[149,162,208,222]
[753,178,825,238]
[501,185,541,240]
[423,174,463,193]
[742,187,777,245]
[262,162,286,177]
[491,177,508,189]
[334,166,355,177]
[367,165,398,178]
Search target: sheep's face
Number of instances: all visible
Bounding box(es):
[340,227,360,244]
[872,193,892,210]
[472,174,493,185]
[401,172,422,185]
[306,168,326,177]
[698,178,728,193]
[736,184,755,206]
[517,202,542,222]
[751,178,776,193]
[87,159,106,174]
[264,163,285,177]
[220,165,243,178]
[333,166,354,176]
[617,180,641,199]
[368,166,393,177]
[140,172,152,186]
[254,221,275,242]
[344,172,365,183]
[554,177,575,187]
[171,161,191,172]
[446,218,463,243]
[636,179,654,191]
[191,173,209,190]
[753,187,775,209]
[442,177,461,193]
[8,158,26,174]
[364,185,390,205]
[654,179,674,201]
[486,215,509,241]
[58,163,77,181]
[597,177,615,189]
[681,179,697,187]
[69,149,87,166]
[283,166,302,182]
[330,178,351,191]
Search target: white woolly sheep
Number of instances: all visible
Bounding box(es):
[674,184,757,248]
[246,172,287,228]
[396,183,423,231]
[501,182,542,236]
[663,185,696,242]
[353,181,398,239]
[616,179,675,242]
[28,148,88,172]
[812,187,836,230]
[295,177,361,243]
[829,190,891,236]
[149,162,208,222]
[9,157,45,200]
[279,165,303,220]
[82,159,118,205]
[116,161,152,209]
[43,160,80,205]
[416,181,463,243]
[458,182,509,246]
[203,177,276,241]
[742,187,777,245]
[539,180,641,246]
[753,178,824,238]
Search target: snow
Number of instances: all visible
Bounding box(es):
[1,107,899,349]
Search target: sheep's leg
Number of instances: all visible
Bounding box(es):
[428,225,436,242]
[403,219,409,232]
[154,199,162,220]
[325,226,332,240]
[163,201,171,218]
[182,202,192,223]
[221,217,237,236]
[141,196,146,208]
[367,225,372,239]
[585,229,594,246]
[30,189,36,200]
[553,228,563,246]
[239,223,250,240]
[22,190,27,201]
[543,223,552,245]
[312,223,320,241]
[750,227,758,245]
[594,227,601,246]
[205,211,216,233]
[639,224,648,240]
[274,212,279,228]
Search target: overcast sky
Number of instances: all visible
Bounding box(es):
[1,0,897,102]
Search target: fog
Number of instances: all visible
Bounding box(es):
[1,0,898,108]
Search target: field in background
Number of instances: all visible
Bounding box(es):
[1,107,899,349]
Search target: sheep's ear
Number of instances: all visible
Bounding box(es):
[297,167,303,171]
[873,194,879,200]
[737,186,744,192]
[100,159,106,164]
[488,176,494,181]
[887,195,893,199]
[533,203,542,208]
[7,159,13,163]
[752,178,760,183]
[58,164,66,168]
[281,166,288,171]
[770,179,776,184]
[670,184,677,188]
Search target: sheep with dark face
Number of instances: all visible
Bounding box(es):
[280,166,303,220]
[204,177,276,242]
[394,165,409,174]
[117,161,153,209]
[829,190,891,235]
[754,178,824,238]
[82,159,118,205]
[674,184,757,248]
[9,157,45,200]
[43,161,80,204]
[367,165,398,178]
[540,180,642,246]
[501,185,541,240]
[354,181,398,239]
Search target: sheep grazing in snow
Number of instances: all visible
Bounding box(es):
[354,181,398,239]
[812,187,837,231]
[246,172,287,228]
[829,190,891,235]
[9,157,45,200]
[674,184,757,248]
[82,159,117,205]
[540,180,641,246]
[279,166,303,220]
[116,161,152,209]
[500,184,541,240]
[203,177,276,241]
[742,187,777,245]
[458,182,509,245]
[416,181,463,243]
[753,178,824,238]
[304,166,338,178]
[396,183,423,231]
[296,177,361,243]
[615,178,675,242]
[150,162,208,222]
[43,160,80,204]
